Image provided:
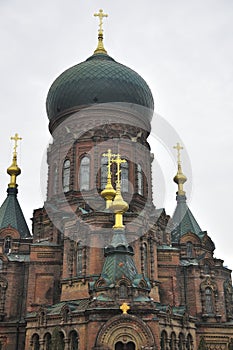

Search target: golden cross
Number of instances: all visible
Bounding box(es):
[120,303,130,314]
[11,133,22,154]
[112,154,126,186]
[102,149,116,178]
[94,9,108,33]
[173,142,183,164]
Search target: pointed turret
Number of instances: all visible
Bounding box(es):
[0,134,30,238]
[171,143,202,242]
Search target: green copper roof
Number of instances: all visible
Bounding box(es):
[101,250,138,284]
[46,53,154,122]
[101,229,138,285]
[0,188,31,238]
[171,194,202,242]
[89,229,151,301]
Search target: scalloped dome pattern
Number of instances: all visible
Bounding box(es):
[46,53,154,121]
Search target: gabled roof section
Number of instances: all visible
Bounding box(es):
[0,188,31,238]
[171,194,202,243]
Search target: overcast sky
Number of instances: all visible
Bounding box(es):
[0,0,232,268]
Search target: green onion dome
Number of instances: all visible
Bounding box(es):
[46,52,154,128]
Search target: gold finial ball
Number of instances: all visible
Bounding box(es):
[111,193,129,213]
[7,163,21,177]
[101,186,116,201]
[173,172,187,185]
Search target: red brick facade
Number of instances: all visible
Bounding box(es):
[0,51,232,350]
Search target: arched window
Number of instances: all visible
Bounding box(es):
[79,156,90,191]
[101,155,108,189]
[4,237,11,254]
[160,330,168,350]
[31,334,40,350]
[59,332,65,350]
[205,287,214,314]
[69,330,79,350]
[186,334,193,350]
[53,164,58,195]
[76,242,82,276]
[137,164,143,195]
[142,242,148,277]
[121,160,128,192]
[170,332,176,350]
[52,329,65,350]
[119,284,127,299]
[186,241,193,258]
[203,264,210,274]
[63,159,70,193]
[178,333,185,350]
[44,333,52,350]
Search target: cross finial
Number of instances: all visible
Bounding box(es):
[111,153,128,229]
[173,142,183,164]
[173,142,187,196]
[101,149,117,209]
[112,154,126,186]
[94,9,108,34]
[102,149,116,178]
[7,133,22,189]
[120,303,130,314]
[11,133,22,155]
[93,9,108,54]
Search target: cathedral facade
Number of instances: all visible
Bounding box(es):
[0,11,232,350]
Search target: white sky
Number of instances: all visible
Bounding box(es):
[0,1,232,268]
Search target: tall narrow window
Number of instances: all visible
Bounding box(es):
[137,164,143,195]
[76,242,83,276]
[119,284,127,299]
[186,241,193,258]
[63,159,70,193]
[178,333,185,350]
[205,287,214,314]
[142,242,148,277]
[121,160,128,192]
[160,331,168,350]
[186,334,193,350]
[4,237,11,254]
[44,333,52,350]
[101,155,108,189]
[52,329,65,350]
[79,156,90,191]
[31,334,40,350]
[53,164,58,195]
[170,332,176,350]
[70,330,79,350]
[203,264,210,275]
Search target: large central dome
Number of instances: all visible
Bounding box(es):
[46,52,154,125]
